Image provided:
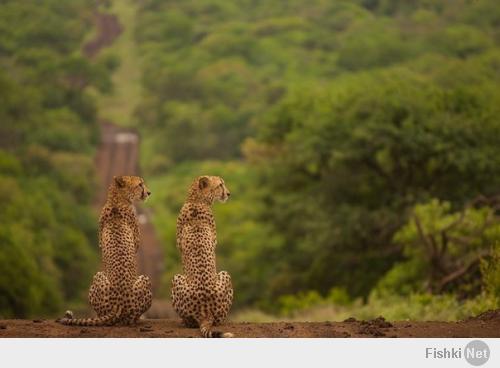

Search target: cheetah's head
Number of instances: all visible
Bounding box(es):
[112,175,151,203]
[189,176,230,204]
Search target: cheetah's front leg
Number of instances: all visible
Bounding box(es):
[89,271,112,317]
[213,271,233,325]
[130,275,152,323]
[172,274,198,328]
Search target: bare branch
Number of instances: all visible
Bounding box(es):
[436,250,491,291]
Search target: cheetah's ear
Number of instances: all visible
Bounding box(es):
[198,176,210,190]
[114,176,126,188]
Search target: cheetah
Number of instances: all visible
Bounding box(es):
[58,175,153,326]
[171,176,234,337]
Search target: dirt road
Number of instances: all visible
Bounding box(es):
[84,7,164,292]
[1,311,499,337]
[83,11,122,59]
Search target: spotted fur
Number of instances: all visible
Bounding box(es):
[58,176,153,326]
[171,176,234,338]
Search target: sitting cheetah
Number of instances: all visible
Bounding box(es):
[171,176,234,337]
[58,175,153,326]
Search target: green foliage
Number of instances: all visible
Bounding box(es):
[337,19,415,70]
[278,291,325,317]
[133,0,500,320]
[352,292,498,322]
[387,199,500,296]
[372,259,425,297]
[0,0,100,317]
[249,62,500,302]
[136,0,500,171]
[437,25,493,58]
[277,287,352,317]
[4,0,497,320]
[481,243,500,300]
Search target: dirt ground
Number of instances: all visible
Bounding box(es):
[83,11,122,58]
[1,311,499,338]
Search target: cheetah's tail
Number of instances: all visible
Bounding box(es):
[57,306,122,327]
[200,320,234,338]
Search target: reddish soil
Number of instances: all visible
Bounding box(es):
[0,313,499,338]
[83,12,122,58]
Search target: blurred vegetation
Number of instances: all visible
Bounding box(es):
[2,0,500,321]
[0,0,106,317]
[90,0,143,127]
[134,0,500,320]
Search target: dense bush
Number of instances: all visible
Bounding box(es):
[134,0,500,318]
[249,61,500,300]
[0,0,104,317]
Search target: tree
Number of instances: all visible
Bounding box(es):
[389,197,500,296]
[249,66,500,299]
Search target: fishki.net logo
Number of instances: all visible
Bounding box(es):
[426,340,490,366]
